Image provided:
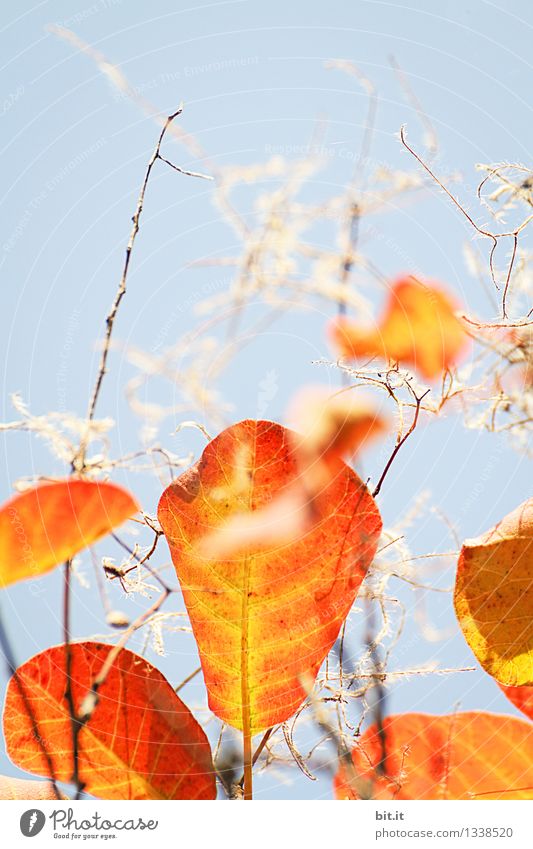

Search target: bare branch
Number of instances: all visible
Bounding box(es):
[0,610,62,800]
[372,388,430,497]
[83,108,185,450]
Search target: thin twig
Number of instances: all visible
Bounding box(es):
[79,108,193,468]
[49,26,214,171]
[461,314,533,329]
[390,56,438,157]
[282,721,318,781]
[399,126,531,316]
[77,588,170,727]
[0,609,62,800]
[63,559,85,798]
[111,531,175,593]
[237,726,276,788]
[502,233,518,319]
[302,675,373,799]
[372,388,430,497]
[158,154,213,181]
[363,600,387,777]
[175,665,202,694]
[327,58,378,377]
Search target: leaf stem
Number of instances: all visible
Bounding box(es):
[236,726,275,791]
[243,728,253,801]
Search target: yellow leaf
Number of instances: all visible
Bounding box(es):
[454,499,533,686]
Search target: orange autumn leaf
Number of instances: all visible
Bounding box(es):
[287,386,389,462]
[499,684,533,721]
[4,642,216,800]
[202,394,387,560]
[0,479,139,588]
[454,499,533,686]
[197,486,311,561]
[158,419,382,735]
[330,275,467,379]
[334,712,533,800]
[0,774,61,800]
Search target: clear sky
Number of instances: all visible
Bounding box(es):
[0,0,531,799]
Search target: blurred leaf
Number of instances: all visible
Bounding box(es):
[334,712,533,799]
[330,275,467,379]
[287,385,389,462]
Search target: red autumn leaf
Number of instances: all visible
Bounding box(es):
[0,774,61,800]
[3,642,216,800]
[499,684,533,721]
[329,275,468,379]
[158,419,382,735]
[0,479,139,588]
[454,498,533,686]
[334,712,533,800]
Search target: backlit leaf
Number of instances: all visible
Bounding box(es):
[0,480,139,588]
[3,642,216,800]
[334,712,533,799]
[454,499,533,686]
[199,395,387,560]
[158,419,382,734]
[499,684,533,721]
[330,275,467,379]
